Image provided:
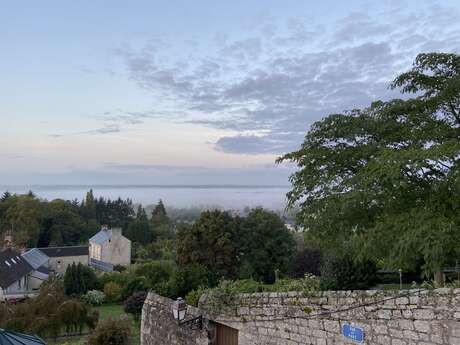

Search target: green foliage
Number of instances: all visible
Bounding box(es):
[167,263,211,298]
[104,282,123,303]
[134,260,175,291]
[0,189,136,248]
[196,275,320,309]
[121,276,148,300]
[123,291,148,321]
[82,290,106,306]
[319,256,378,290]
[279,53,460,279]
[238,208,296,283]
[99,272,130,288]
[126,205,154,244]
[150,200,170,228]
[177,210,240,281]
[0,194,43,247]
[64,263,98,296]
[185,286,208,306]
[2,280,97,338]
[290,247,322,278]
[87,317,131,345]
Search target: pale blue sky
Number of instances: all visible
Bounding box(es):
[1,0,459,185]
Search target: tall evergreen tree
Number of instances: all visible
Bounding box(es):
[151,200,169,228]
[127,205,154,244]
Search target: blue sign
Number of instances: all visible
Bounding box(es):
[342,324,364,343]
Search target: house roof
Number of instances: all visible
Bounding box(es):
[0,249,34,289]
[89,229,111,245]
[22,248,49,270]
[37,246,88,257]
[0,329,46,345]
[90,258,114,272]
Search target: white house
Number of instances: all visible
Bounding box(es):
[0,248,49,302]
[38,246,89,274]
[89,226,131,268]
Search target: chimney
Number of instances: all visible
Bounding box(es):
[101,225,109,231]
[3,229,13,250]
[111,227,122,236]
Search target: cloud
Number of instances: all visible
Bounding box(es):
[49,110,159,138]
[116,2,460,155]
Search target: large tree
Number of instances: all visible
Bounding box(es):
[238,208,295,283]
[279,53,460,282]
[176,210,239,282]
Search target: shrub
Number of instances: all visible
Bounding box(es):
[134,260,175,289]
[87,317,130,345]
[0,303,12,327]
[269,274,320,293]
[82,290,105,305]
[122,276,149,300]
[320,255,377,290]
[104,282,123,303]
[290,248,322,278]
[99,272,130,289]
[185,286,207,307]
[123,291,147,321]
[57,299,92,334]
[168,264,210,298]
[114,264,127,272]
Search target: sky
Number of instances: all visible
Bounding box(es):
[1,0,460,185]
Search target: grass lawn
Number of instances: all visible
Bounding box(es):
[47,304,140,345]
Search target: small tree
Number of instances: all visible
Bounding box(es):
[88,317,130,345]
[64,263,98,295]
[104,282,123,303]
[123,291,147,321]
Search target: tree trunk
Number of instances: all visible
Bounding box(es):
[434,271,445,287]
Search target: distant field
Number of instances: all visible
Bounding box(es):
[47,304,140,345]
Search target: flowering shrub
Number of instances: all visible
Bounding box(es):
[82,290,106,305]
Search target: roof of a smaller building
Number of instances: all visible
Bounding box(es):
[90,258,114,272]
[0,249,34,289]
[37,246,88,257]
[0,329,46,345]
[22,248,49,270]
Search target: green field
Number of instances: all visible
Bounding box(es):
[47,304,140,345]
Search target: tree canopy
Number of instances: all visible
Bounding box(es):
[279,53,460,279]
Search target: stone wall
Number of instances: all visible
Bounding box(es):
[141,289,460,345]
[199,289,460,345]
[141,292,209,345]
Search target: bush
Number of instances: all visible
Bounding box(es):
[114,264,127,272]
[123,291,147,321]
[290,248,322,278]
[82,290,105,306]
[122,276,149,300]
[99,272,130,289]
[104,282,123,303]
[134,260,175,289]
[167,264,211,298]
[320,255,377,290]
[185,286,207,306]
[57,299,92,334]
[87,317,130,345]
[269,274,320,292]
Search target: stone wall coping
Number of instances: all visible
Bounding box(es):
[199,288,457,306]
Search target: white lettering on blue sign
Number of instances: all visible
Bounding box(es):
[342,324,364,343]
